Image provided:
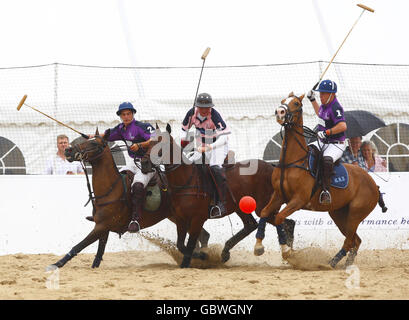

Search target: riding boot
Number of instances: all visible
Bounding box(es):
[128,182,145,233]
[210,165,227,218]
[319,156,333,205]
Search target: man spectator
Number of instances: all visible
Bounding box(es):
[45,134,84,175]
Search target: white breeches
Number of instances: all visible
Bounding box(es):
[310,141,346,162]
[187,141,229,167]
[121,161,156,187]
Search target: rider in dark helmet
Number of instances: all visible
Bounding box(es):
[180,93,231,218]
[307,80,347,205]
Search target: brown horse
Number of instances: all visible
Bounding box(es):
[47,129,212,270]
[254,92,387,268]
[142,124,295,268]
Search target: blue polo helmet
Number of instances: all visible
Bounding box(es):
[116,102,136,116]
[315,80,337,93]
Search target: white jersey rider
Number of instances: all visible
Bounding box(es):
[180,93,231,217]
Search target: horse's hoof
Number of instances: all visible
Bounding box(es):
[254,244,265,256]
[192,251,208,260]
[91,259,101,268]
[180,256,191,268]
[280,245,293,260]
[221,250,230,263]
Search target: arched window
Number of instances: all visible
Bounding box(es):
[370,123,409,172]
[263,132,283,164]
[70,137,127,174]
[0,137,26,174]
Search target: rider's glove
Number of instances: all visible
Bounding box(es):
[317,130,328,140]
[307,90,316,102]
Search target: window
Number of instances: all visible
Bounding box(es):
[371,123,409,172]
[0,137,26,174]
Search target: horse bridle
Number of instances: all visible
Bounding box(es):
[70,138,107,162]
[276,95,304,127]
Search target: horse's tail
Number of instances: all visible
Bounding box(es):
[377,185,388,213]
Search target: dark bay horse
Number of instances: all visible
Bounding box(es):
[254,92,387,268]
[142,124,295,268]
[47,129,211,270]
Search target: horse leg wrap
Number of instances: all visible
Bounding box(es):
[256,217,267,240]
[275,224,288,245]
[55,249,77,268]
[345,248,358,267]
[329,248,347,268]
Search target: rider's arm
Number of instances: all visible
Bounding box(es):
[180,128,190,148]
[311,99,320,116]
[326,121,347,136]
[208,134,228,150]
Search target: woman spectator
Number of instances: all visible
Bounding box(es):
[361,140,387,172]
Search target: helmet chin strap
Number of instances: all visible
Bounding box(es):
[325,93,334,105]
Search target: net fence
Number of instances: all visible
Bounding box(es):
[1,61,409,174]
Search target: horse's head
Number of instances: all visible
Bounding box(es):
[275,92,305,126]
[141,123,181,172]
[65,128,108,162]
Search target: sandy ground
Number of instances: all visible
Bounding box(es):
[1,234,409,300]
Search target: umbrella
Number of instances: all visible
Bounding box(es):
[344,110,386,138]
[307,110,386,143]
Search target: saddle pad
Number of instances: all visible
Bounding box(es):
[308,152,349,189]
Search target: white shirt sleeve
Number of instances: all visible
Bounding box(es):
[210,134,228,149]
[180,128,189,141]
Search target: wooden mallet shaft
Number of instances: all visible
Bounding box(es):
[313,3,375,89]
[17,95,89,139]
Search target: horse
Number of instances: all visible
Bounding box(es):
[142,124,296,268]
[47,128,212,270]
[253,92,387,268]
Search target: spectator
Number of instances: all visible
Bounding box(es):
[341,136,366,169]
[45,134,84,175]
[361,140,387,172]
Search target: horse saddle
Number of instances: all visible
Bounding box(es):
[121,170,167,212]
[308,146,349,189]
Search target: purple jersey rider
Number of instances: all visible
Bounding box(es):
[306,80,347,205]
[103,101,156,233]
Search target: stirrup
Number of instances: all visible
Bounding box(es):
[209,205,222,219]
[128,220,141,233]
[319,190,332,204]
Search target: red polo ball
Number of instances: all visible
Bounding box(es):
[239,196,256,214]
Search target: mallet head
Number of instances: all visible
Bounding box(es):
[357,4,375,13]
[201,47,211,60]
[17,95,27,111]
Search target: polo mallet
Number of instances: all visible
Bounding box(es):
[17,95,90,139]
[192,47,211,107]
[312,3,374,90]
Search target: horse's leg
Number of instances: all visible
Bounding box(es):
[221,212,258,263]
[47,224,108,270]
[176,221,188,256]
[181,218,206,268]
[198,228,210,249]
[254,193,283,256]
[91,231,109,268]
[265,215,294,260]
[328,207,349,268]
[193,227,211,256]
[345,234,362,267]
